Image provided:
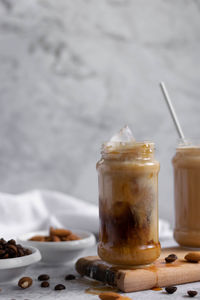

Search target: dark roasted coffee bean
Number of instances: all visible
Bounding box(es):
[165,286,177,294]
[0,238,6,245]
[24,249,32,256]
[8,239,16,245]
[0,250,5,256]
[38,274,50,281]
[65,274,76,280]
[41,281,49,288]
[188,291,198,297]
[54,284,65,290]
[165,254,177,263]
[7,244,18,254]
[6,246,17,258]
[2,253,9,259]
[17,246,25,257]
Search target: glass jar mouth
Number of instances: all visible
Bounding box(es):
[177,138,200,150]
[101,141,155,159]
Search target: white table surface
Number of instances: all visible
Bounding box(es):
[0,239,198,300]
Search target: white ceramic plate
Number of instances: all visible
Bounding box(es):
[0,246,41,282]
[18,229,96,265]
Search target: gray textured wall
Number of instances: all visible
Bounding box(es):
[0,0,200,224]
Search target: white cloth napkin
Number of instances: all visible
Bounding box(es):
[0,190,172,240]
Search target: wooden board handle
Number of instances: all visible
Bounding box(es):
[76,257,117,286]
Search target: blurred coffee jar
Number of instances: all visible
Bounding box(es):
[96,140,160,266]
[173,143,200,247]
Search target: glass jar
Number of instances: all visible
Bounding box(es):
[173,144,200,247]
[96,141,160,266]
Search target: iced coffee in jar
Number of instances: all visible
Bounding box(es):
[173,142,200,247]
[96,126,160,266]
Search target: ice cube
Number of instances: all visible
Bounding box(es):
[110,125,135,143]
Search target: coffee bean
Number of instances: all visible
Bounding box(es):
[7,244,18,255]
[165,254,177,263]
[41,281,49,288]
[8,239,16,245]
[2,253,9,259]
[165,286,177,294]
[65,274,76,280]
[38,274,50,281]
[17,246,25,257]
[24,249,32,256]
[6,246,17,258]
[0,250,5,256]
[54,284,66,290]
[0,239,6,245]
[187,291,198,297]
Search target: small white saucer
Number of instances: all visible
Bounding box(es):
[18,229,96,265]
[0,246,41,283]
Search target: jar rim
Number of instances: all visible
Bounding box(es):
[177,138,200,150]
[101,141,155,156]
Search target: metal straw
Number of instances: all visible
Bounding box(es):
[159,82,185,142]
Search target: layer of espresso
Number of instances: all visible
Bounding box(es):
[98,171,158,247]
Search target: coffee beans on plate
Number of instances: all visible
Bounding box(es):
[0,238,31,259]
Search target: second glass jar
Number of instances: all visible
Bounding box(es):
[173,144,200,247]
[96,142,160,266]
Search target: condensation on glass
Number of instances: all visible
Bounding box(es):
[96,141,160,266]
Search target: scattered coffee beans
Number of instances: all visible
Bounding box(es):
[41,281,49,288]
[165,254,177,263]
[187,291,198,297]
[54,284,66,290]
[165,286,177,294]
[65,274,76,280]
[38,274,50,281]
[18,277,33,289]
[0,238,31,259]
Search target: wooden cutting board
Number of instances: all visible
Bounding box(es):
[76,247,200,292]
